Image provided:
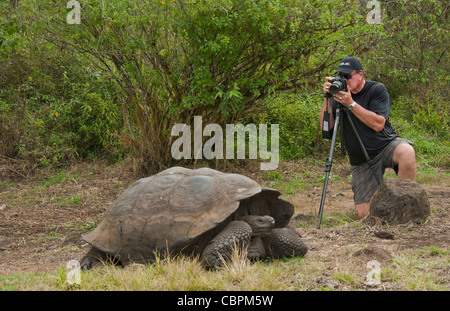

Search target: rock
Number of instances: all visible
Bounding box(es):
[370,178,430,225]
[374,231,395,240]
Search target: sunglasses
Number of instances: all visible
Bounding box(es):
[338,71,361,80]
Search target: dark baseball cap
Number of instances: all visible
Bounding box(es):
[337,56,363,74]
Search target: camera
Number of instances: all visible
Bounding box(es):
[329,76,347,95]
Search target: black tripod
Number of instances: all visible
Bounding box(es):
[317,103,382,229]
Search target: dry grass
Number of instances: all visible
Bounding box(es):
[2,242,448,291]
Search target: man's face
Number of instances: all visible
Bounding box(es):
[339,70,363,91]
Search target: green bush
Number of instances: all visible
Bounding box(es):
[1,0,447,171]
[0,58,124,166]
[0,1,125,166]
[390,97,449,167]
[252,91,327,160]
[19,75,123,165]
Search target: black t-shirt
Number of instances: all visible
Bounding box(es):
[332,81,398,165]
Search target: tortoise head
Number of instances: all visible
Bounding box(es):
[243,215,275,237]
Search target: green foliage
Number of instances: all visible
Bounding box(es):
[16,72,123,165]
[16,0,377,171]
[51,195,82,206]
[390,100,450,167]
[0,1,124,166]
[0,0,447,170]
[365,0,449,98]
[255,91,327,160]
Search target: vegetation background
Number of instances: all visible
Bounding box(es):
[0,0,448,173]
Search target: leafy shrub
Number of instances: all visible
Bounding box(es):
[1,0,447,171]
[252,91,328,160]
[390,98,449,167]
[18,74,123,166]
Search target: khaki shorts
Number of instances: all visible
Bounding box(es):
[351,137,414,205]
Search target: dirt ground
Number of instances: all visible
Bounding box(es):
[0,159,449,287]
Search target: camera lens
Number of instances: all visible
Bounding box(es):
[329,76,347,95]
[329,82,343,95]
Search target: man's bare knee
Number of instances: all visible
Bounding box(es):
[393,144,416,181]
[355,202,370,219]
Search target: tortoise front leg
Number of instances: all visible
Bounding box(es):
[80,247,108,270]
[201,220,252,269]
[247,237,266,261]
[263,228,308,259]
[80,247,121,270]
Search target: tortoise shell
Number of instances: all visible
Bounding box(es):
[82,167,294,263]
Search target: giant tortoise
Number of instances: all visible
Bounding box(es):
[80,167,307,269]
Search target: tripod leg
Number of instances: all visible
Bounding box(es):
[318,107,341,229]
[317,170,331,229]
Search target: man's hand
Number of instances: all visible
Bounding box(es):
[323,77,333,95]
[333,84,354,107]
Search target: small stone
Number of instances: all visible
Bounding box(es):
[374,231,394,240]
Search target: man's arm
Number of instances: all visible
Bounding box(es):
[334,88,386,132]
[347,103,386,132]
